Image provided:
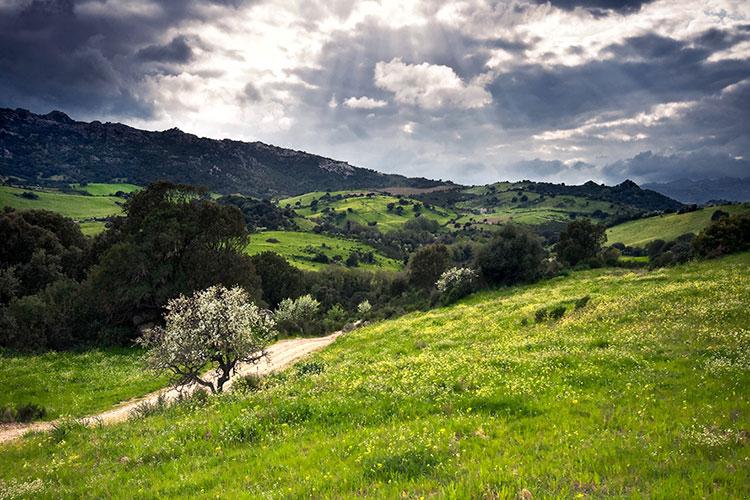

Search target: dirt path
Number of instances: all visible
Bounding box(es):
[0,332,341,445]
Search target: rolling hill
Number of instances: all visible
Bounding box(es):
[1,253,747,496]
[606,203,750,247]
[0,108,445,198]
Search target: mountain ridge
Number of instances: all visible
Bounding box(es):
[0,108,446,198]
[643,177,750,204]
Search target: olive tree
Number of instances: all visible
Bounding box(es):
[138,285,276,393]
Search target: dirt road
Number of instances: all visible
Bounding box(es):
[0,332,341,445]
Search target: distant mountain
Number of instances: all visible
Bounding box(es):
[0,108,446,198]
[643,178,750,204]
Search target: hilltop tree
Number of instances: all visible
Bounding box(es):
[139,285,276,393]
[555,219,606,266]
[475,225,547,285]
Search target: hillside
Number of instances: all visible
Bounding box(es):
[245,231,402,271]
[606,203,750,247]
[1,254,748,496]
[0,108,445,198]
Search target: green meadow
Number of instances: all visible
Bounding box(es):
[70,183,140,196]
[245,230,402,271]
[0,348,166,420]
[289,192,457,232]
[0,186,123,220]
[1,253,747,497]
[606,203,750,247]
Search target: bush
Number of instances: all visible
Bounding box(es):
[534,308,547,323]
[407,244,450,289]
[274,294,320,335]
[357,299,372,317]
[475,225,547,286]
[555,219,607,266]
[574,295,591,310]
[296,361,325,376]
[693,214,750,258]
[324,304,347,331]
[0,403,46,423]
[436,267,477,304]
[548,305,566,320]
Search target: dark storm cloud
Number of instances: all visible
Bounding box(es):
[603,150,750,183]
[533,0,655,14]
[0,0,250,118]
[488,28,750,130]
[136,35,194,63]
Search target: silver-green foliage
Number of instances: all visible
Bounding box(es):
[138,285,276,393]
[273,294,320,334]
[436,267,477,303]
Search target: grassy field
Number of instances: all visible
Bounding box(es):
[0,349,167,421]
[606,204,750,247]
[70,183,140,196]
[288,192,456,232]
[1,254,747,497]
[245,231,402,271]
[0,186,123,220]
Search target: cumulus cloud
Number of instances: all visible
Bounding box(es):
[343,96,388,109]
[374,58,492,109]
[0,0,748,185]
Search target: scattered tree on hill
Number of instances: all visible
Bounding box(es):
[475,225,547,285]
[81,182,262,338]
[407,244,450,289]
[139,285,276,393]
[555,219,606,266]
[274,294,320,335]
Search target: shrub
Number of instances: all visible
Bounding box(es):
[574,295,591,310]
[250,251,304,309]
[548,305,566,320]
[324,303,347,331]
[296,361,325,376]
[475,225,547,286]
[274,294,320,335]
[0,403,46,423]
[555,219,607,266]
[436,267,477,304]
[693,214,750,258]
[357,299,372,316]
[407,244,450,289]
[534,308,547,323]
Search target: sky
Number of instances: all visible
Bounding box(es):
[1,0,749,186]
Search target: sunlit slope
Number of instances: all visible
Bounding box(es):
[0,186,123,220]
[245,230,401,271]
[2,254,748,497]
[606,203,750,247]
[281,191,456,231]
